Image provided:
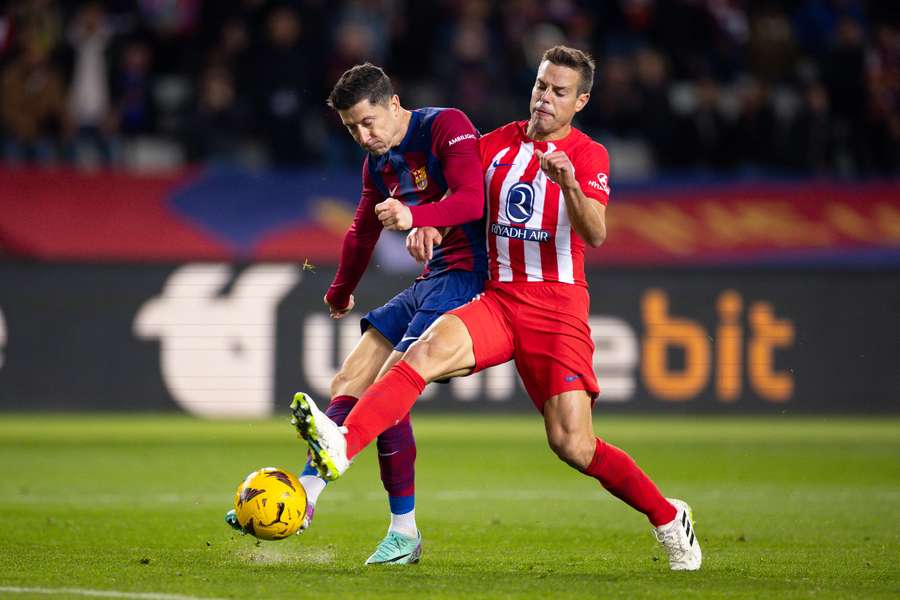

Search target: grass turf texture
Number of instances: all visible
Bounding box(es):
[0,414,898,599]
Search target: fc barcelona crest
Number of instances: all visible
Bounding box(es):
[412,166,428,191]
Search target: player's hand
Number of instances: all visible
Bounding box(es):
[375,198,413,231]
[535,149,577,189]
[324,294,354,320]
[406,227,444,262]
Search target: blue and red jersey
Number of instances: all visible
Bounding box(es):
[326,107,487,309]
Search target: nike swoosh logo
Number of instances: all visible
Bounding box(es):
[378,450,400,457]
[385,552,413,563]
[400,336,419,343]
[492,161,515,168]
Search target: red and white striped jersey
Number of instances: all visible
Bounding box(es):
[479,121,610,287]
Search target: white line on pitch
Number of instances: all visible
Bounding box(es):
[0,586,227,600]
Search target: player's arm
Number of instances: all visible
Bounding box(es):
[324,160,385,318]
[375,109,484,230]
[535,146,609,247]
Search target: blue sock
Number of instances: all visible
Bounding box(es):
[389,494,415,515]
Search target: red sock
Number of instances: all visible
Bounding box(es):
[584,438,676,527]
[343,361,425,459]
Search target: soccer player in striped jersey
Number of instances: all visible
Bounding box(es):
[230,63,487,565]
[292,47,702,570]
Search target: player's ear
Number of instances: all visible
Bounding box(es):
[574,92,590,113]
[389,94,401,115]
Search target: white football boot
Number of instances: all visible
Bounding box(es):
[290,392,351,481]
[653,498,702,571]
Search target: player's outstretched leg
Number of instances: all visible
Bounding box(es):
[653,498,702,570]
[290,392,351,480]
[296,316,471,479]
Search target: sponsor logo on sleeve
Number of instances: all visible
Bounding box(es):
[447,133,476,146]
[588,172,610,195]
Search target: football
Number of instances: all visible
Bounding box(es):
[233,467,307,540]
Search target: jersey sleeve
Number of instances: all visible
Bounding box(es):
[324,158,385,309]
[574,141,611,205]
[408,108,484,227]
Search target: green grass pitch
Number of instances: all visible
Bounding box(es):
[0,414,898,599]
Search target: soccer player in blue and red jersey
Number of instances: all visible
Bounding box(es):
[292,63,485,565]
[291,47,702,571]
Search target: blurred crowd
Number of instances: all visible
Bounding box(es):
[0,0,897,177]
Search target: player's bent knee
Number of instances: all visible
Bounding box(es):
[402,314,474,381]
[547,431,594,471]
[402,338,444,377]
[330,366,373,398]
[404,339,462,381]
[329,370,353,398]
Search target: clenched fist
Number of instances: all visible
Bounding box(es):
[324,294,354,319]
[375,198,413,230]
[535,149,577,188]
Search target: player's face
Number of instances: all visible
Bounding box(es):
[528,61,590,139]
[337,96,402,155]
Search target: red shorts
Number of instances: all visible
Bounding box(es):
[449,281,600,412]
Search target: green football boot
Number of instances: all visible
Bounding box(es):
[364,530,423,565]
[224,509,245,533]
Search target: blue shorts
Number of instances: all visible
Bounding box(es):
[362,270,486,352]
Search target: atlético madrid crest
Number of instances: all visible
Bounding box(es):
[412,166,428,191]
